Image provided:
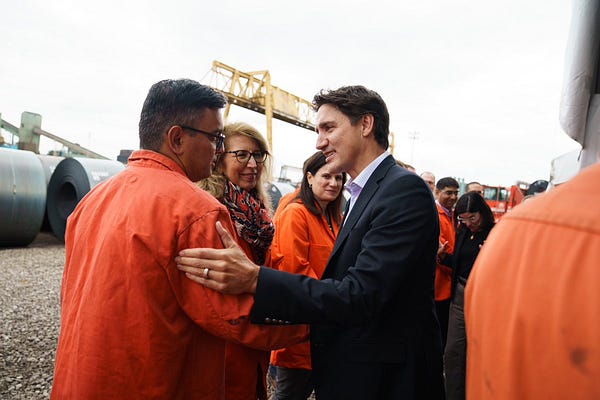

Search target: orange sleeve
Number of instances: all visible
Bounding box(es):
[271,204,318,279]
[170,209,307,351]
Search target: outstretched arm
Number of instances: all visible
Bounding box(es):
[176,221,260,294]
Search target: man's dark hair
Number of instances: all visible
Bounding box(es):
[312,85,390,149]
[295,151,347,225]
[436,177,459,190]
[138,79,227,151]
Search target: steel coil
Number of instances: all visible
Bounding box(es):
[46,157,124,242]
[36,155,65,232]
[0,148,47,247]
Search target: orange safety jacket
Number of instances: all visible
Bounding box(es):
[50,150,305,400]
[269,200,339,370]
[224,231,272,400]
[465,162,600,399]
[434,202,455,301]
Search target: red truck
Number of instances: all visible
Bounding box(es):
[482,183,527,221]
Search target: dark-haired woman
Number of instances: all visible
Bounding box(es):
[439,191,495,400]
[269,151,346,400]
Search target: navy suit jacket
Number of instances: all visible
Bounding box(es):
[251,155,444,399]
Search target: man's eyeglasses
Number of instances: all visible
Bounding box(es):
[180,125,225,149]
[224,150,268,164]
[441,190,459,196]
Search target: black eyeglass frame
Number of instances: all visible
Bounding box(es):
[457,213,480,224]
[223,150,269,164]
[179,125,225,149]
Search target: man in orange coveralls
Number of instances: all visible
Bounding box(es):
[433,176,459,348]
[465,161,600,399]
[50,79,305,400]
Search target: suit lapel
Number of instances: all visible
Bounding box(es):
[329,155,396,260]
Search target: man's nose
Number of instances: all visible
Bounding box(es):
[316,133,326,150]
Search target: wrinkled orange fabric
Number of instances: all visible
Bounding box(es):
[50,150,306,400]
[269,200,339,370]
[465,162,600,399]
[434,202,454,301]
[224,239,271,400]
[275,188,300,213]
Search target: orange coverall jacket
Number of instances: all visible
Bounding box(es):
[269,200,339,370]
[435,202,455,301]
[51,150,305,400]
[465,162,600,399]
[224,229,273,400]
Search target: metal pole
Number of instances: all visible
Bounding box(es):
[408,131,420,164]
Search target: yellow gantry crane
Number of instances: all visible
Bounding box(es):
[205,60,315,150]
[204,60,395,154]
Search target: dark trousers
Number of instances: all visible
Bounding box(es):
[273,365,314,400]
[435,298,451,349]
[444,281,466,400]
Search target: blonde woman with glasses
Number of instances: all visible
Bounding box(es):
[197,121,275,400]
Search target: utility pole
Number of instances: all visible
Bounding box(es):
[408,131,420,165]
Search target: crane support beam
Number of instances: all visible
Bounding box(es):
[1,112,108,159]
[33,127,108,159]
[206,60,316,149]
[205,61,398,155]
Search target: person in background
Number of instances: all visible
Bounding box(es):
[197,121,274,400]
[270,151,346,400]
[177,85,444,399]
[465,181,484,196]
[434,177,460,349]
[50,79,304,399]
[465,161,600,399]
[438,192,495,400]
[420,171,436,191]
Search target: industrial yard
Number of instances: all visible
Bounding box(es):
[0,233,63,399]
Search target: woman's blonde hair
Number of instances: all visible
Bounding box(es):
[197,121,273,212]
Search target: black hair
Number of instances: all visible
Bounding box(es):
[312,85,390,149]
[139,79,227,151]
[454,192,495,231]
[297,151,346,225]
[436,177,459,190]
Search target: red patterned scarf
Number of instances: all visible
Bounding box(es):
[222,180,274,264]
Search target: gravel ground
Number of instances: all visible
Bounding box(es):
[0,232,63,399]
[0,233,314,399]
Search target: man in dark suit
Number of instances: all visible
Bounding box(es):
[177,85,445,399]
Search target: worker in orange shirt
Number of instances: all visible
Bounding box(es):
[51,79,305,400]
[465,161,600,399]
[434,177,459,348]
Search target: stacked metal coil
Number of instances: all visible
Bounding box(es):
[0,148,47,246]
[46,157,124,242]
[36,155,65,231]
[1,149,125,246]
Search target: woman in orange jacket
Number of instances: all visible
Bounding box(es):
[197,121,274,400]
[269,151,346,400]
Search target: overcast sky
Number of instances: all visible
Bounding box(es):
[1,0,581,186]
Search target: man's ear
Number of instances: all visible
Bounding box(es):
[360,114,375,137]
[165,125,185,155]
